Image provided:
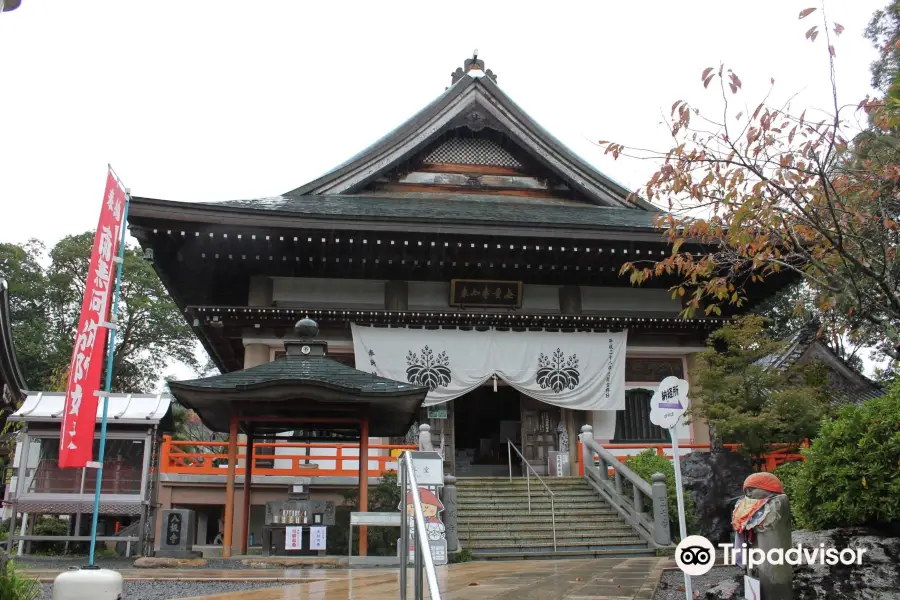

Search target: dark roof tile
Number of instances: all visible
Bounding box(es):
[212,194,663,231]
[171,354,422,395]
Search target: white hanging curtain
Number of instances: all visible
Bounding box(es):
[351,324,627,410]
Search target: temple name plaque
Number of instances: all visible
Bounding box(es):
[449,279,523,308]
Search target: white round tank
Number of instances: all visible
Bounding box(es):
[52,568,123,600]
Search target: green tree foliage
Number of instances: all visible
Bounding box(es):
[689,316,830,459]
[866,0,900,93]
[599,6,900,365]
[328,471,403,556]
[777,383,900,530]
[0,234,199,393]
[626,448,695,543]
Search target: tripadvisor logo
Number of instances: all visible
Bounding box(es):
[675,535,867,575]
[675,536,716,576]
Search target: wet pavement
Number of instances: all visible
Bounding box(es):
[171,557,670,599]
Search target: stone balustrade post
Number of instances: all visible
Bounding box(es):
[418,424,434,452]
[579,424,593,476]
[650,473,672,546]
[442,475,459,552]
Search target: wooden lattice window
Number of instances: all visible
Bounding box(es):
[613,389,669,443]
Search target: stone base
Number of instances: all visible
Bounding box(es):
[240,556,345,569]
[149,550,204,560]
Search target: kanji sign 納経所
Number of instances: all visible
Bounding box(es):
[58,169,126,468]
[449,279,522,308]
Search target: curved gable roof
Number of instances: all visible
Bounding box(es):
[287,74,655,211]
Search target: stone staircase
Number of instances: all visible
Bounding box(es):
[455,476,653,560]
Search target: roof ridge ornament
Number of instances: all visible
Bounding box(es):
[450,50,498,85]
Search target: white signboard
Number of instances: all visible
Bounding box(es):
[397,451,444,487]
[649,376,690,429]
[401,539,449,566]
[310,526,327,551]
[285,526,303,550]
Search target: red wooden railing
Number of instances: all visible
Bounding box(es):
[160,436,417,478]
[160,436,805,480]
[575,441,808,477]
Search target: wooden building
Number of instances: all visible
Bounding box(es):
[129,55,792,488]
[1,279,27,518]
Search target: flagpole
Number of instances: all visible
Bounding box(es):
[87,186,131,567]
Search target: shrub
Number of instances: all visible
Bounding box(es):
[32,517,68,555]
[787,384,900,530]
[0,559,40,600]
[330,472,403,556]
[625,449,696,542]
[450,548,473,563]
[772,460,812,530]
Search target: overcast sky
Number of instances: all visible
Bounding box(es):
[0,0,883,246]
[0,1,888,381]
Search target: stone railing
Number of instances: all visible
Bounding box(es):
[579,425,672,548]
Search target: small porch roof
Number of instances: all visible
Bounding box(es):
[167,338,427,437]
[9,391,175,430]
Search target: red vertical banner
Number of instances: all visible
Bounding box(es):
[58,169,126,468]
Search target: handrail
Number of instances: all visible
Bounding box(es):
[506,440,557,553]
[579,427,671,548]
[399,451,441,600]
[575,441,807,477]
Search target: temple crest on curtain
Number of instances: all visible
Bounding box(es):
[351,324,627,410]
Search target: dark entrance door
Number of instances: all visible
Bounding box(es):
[452,385,521,477]
[520,396,560,475]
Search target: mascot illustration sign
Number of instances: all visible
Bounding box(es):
[399,487,448,564]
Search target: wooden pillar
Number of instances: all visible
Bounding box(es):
[384,281,409,311]
[240,425,255,555]
[358,418,370,557]
[223,413,239,558]
[558,285,582,315]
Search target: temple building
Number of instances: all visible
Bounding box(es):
[1,279,27,510]
[127,55,795,555]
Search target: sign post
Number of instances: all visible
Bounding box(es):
[649,375,692,600]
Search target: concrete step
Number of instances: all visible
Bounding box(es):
[458,513,619,527]
[455,476,651,560]
[460,528,637,541]
[456,517,626,529]
[457,502,609,512]
[470,548,657,560]
[456,498,607,508]
[463,537,646,550]
[457,506,618,523]
[456,478,585,485]
[456,477,585,487]
[456,490,600,500]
